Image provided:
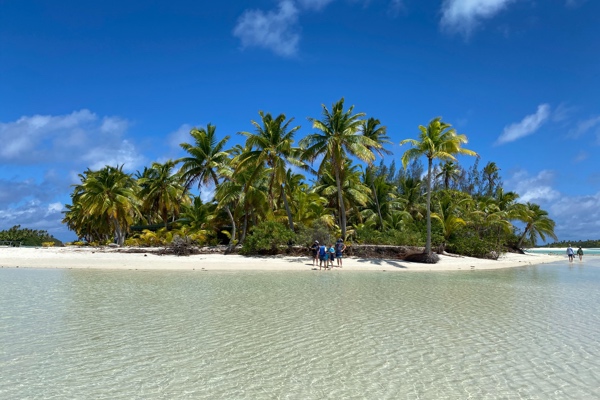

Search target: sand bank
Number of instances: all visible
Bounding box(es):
[0,246,563,272]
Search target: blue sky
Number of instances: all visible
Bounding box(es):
[1,0,599,243]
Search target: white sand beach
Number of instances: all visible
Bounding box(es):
[0,246,563,272]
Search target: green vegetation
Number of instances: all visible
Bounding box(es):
[61,98,556,261]
[0,225,62,247]
[542,239,600,248]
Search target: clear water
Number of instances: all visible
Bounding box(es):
[1,261,599,399]
[526,247,600,256]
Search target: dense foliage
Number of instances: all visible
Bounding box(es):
[542,240,600,248]
[61,98,557,260]
[0,225,62,247]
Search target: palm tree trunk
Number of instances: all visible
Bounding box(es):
[281,184,294,230]
[517,226,530,248]
[334,167,347,239]
[224,205,236,253]
[371,182,384,229]
[426,157,432,255]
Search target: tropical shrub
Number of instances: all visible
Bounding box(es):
[446,226,503,259]
[240,221,296,255]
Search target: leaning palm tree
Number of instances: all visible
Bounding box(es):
[301,98,378,239]
[235,111,304,230]
[400,117,478,261]
[516,202,557,248]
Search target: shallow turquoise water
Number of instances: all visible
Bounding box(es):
[1,260,599,399]
[526,247,600,256]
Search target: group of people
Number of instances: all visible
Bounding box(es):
[310,239,346,270]
[566,245,584,262]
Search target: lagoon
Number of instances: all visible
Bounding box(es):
[1,261,599,399]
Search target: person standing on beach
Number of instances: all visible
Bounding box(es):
[335,238,346,267]
[577,246,584,261]
[567,245,574,262]
[328,243,335,268]
[318,243,328,270]
[311,240,320,267]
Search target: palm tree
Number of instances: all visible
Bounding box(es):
[76,165,140,246]
[400,117,478,260]
[178,124,237,249]
[436,161,461,190]
[313,159,371,235]
[397,176,424,221]
[137,160,189,229]
[483,161,501,196]
[236,111,304,230]
[516,202,557,248]
[301,98,378,238]
[431,190,471,252]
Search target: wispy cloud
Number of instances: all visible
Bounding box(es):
[0,110,144,170]
[506,169,560,204]
[550,192,600,240]
[565,0,588,8]
[233,0,300,58]
[440,0,516,37]
[388,0,406,17]
[496,104,551,145]
[568,115,600,138]
[297,0,336,10]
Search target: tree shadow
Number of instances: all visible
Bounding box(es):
[355,258,408,269]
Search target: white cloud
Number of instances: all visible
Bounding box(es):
[550,192,600,240]
[568,115,600,138]
[496,104,551,145]
[233,0,300,57]
[440,0,516,36]
[0,109,145,171]
[505,169,560,204]
[168,123,193,151]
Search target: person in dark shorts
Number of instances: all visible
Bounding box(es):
[335,238,346,267]
[566,245,574,262]
[328,243,335,268]
[318,244,328,270]
[310,240,320,267]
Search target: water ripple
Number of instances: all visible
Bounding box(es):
[1,265,599,399]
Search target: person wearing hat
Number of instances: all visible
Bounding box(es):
[310,240,320,267]
[335,238,346,267]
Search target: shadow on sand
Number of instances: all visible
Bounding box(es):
[355,258,408,269]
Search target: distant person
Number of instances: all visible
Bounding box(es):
[577,246,584,261]
[335,238,346,267]
[310,240,320,267]
[566,245,574,262]
[318,243,328,270]
[328,244,335,268]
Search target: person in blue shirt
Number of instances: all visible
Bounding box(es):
[318,244,328,270]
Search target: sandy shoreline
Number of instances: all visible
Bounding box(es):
[0,246,564,272]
